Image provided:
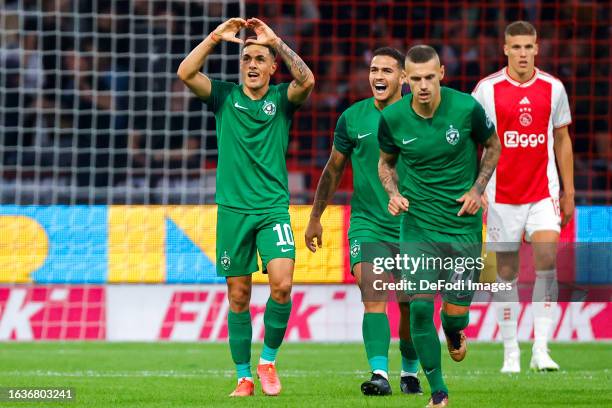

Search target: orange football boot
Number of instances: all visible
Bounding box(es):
[229,378,254,397]
[257,363,282,396]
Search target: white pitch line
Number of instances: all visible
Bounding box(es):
[0,369,368,379]
[1,368,605,380]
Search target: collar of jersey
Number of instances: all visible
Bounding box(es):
[504,67,539,88]
[406,87,446,120]
[368,96,382,112]
[238,84,272,103]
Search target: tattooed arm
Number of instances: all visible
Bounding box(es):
[474,131,501,195]
[378,150,409,216]
[274,37,315,104]
[456,131,500,216]
[305,147,348,252]
[247,18,315,105]
[310,147,348,219]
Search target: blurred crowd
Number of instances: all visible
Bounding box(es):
[0,0,610,204]
[1,0,230,197]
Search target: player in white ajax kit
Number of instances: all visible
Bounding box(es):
[472,21,575,373]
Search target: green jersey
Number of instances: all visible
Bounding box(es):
[334,97,399,239]
[206,80,298,213]
[378,87,495,234]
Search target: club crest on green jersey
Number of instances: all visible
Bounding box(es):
[445,125,460,145]
[350,240,361,258]
[262,100,276,116]
[220,251,231,271]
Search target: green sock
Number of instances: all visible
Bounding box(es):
[410,300,447,394]
[235,363,251,379]
[441,311,469,334]
[263,297,292,352]
[228,310,252,379]
[399,339,419,374]
[362,313,390,374]
[260,344,278,363]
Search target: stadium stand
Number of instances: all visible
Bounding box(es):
[1,0,609,205]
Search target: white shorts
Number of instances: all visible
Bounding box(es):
[486,197,561,252]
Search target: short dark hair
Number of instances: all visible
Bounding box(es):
[243,36,277,59]
[372,47,405,69]
[406,45,439,64]
[505,21,537,37]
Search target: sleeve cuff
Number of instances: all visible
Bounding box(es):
[379,144,399,154]
[333,143,351,155]
[553,120,572,129]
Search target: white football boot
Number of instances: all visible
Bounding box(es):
[500,349,521,373]
[530,347,560,371]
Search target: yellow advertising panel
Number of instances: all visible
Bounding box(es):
[252,205,345,283]
[108,206,166,282]
[0,216,48,283]
[108,205,345,283]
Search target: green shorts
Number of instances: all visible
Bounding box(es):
[400,223,483,306]
[216,206,295,277]
[348,231,400,303]
[348,231,399,273]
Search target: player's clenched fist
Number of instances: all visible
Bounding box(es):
[456,187,482,216]
[304,217,323,253]
[559,192,575,227]
[388,194,409,216]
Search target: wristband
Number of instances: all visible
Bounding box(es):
[210,31,221,43]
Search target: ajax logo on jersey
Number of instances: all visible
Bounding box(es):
[519,106,533,126]
[504,131,545,148]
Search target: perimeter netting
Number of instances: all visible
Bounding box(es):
[1,1,610,206]
[1,0,244,205]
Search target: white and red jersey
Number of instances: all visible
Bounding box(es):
[472,67,571,204]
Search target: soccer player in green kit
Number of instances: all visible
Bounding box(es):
[378,45,501,408]
[177,18,314,397]
[305,48,422,396]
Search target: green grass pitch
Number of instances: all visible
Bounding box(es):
[0,342,609,407]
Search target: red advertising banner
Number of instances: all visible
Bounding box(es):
[0,286,105,340]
